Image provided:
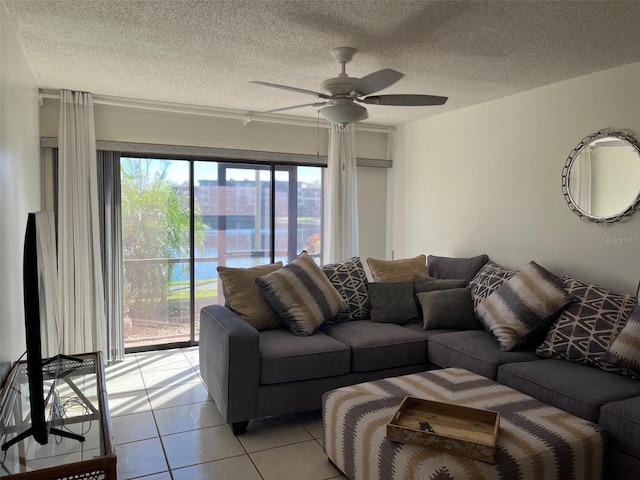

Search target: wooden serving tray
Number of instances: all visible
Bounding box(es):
[386,396,500,463]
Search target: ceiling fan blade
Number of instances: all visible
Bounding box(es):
[251,81,330,99]
[347,69,404,96]
[263,102,328,114]
[361,94,448,106]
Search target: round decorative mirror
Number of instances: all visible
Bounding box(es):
[562,128,640,225]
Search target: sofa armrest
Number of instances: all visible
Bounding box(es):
[199,305,260,425]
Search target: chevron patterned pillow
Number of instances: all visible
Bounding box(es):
[476,261,572,351]
[256,251,347,336]
[602,303,640,378]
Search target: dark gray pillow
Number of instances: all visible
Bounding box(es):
[427,254,489,282]
[368,282,419,324]
[414,273,467,293]
[416,289,480,330]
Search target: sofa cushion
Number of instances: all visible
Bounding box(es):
[416,288,480,330]
[476,261,572,351]
[414,273,467,293]
[602,303,640,378]
[535,276,636,371]
[321,256,371,323]
[426,254,489,282]
[366,254,427,283]
[217,262,284,330]
[322,320,428,372]
[468,261,517,309]
[428,330,539,379]
[599,396,640,458]
[368,282,419,324]
[498,359,640,422]
[256,251,347,336]
[259,329,351,385]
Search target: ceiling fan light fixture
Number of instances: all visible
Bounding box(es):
[320,102,368,125]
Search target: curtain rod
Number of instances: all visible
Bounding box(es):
[39,90,396,134]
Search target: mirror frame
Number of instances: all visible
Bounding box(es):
[562,128,640,226]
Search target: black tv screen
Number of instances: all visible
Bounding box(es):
[21,212,50,445]
[2,212,60,451]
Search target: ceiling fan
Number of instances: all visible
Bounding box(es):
[251,47,448,125]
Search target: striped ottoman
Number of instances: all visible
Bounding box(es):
[322,368,605,480]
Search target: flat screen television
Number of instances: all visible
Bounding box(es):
[1,212,83,451]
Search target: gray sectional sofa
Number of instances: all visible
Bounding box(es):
[199,254,640,479]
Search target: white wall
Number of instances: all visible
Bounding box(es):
[39,100,390,266]
[390,61,640,295]
[0,3,41,382]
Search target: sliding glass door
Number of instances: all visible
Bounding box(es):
[121,157,322,350]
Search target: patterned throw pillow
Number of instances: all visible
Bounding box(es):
[468,262,517,310]
[217,262,284,330]
[535,276,636,369]
[476,262,572,351]
[256,252,347,336]
[321,257,371,323]
[366,254,427,283]
[602,303,640,378]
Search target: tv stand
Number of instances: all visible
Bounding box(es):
[0,352,116,479]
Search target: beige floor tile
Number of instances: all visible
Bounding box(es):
[250,440,340,480]
[181,346,199,365]
[161,424,245,469]
[105,358,140,379]
[147,382,210,410]
[108,390,152,416]
[141,367,200,389]
[171,455,262,480]
[112,411,158,445]
[137,352,193,372]
[295,409,324,439]
[153,400,225,435]
[129,473,172,480]
[106,372,145,395]
[239,415,313,453]
[115,437,168,480]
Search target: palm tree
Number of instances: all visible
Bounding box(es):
[121,158,204,318]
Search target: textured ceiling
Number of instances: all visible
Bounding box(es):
[4,0,640,126]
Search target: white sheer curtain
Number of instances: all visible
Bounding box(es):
[570,147,593,213]
[323,123,359,263]
[57,90,107,356]
[35,211,63,357]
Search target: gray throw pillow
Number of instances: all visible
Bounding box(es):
[414,273,467,293]
[416,288,480,330]
[368,282,419,324]
[427,254,489,282]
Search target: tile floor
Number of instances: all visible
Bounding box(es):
[106,347,346,480]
